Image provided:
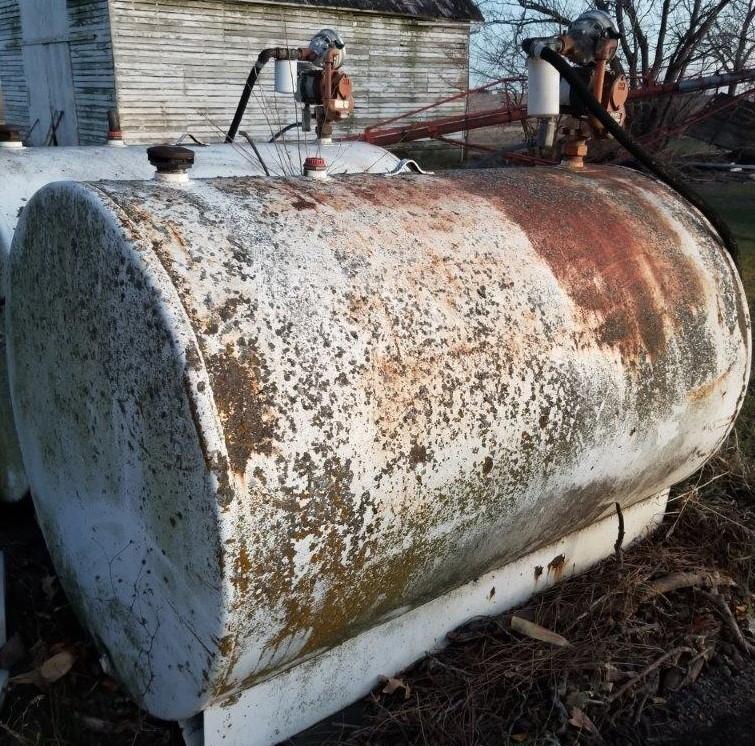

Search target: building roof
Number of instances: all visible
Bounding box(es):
[276,0,484,22]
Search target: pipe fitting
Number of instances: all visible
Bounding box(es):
[147,145,195,183]
[303,155,328,179]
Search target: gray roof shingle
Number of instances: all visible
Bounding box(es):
[274,0,483,22]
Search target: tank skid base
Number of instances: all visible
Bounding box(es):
[181,491,668,746]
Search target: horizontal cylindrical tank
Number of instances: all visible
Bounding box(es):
[7,167,749,720]
[0,141,399,502]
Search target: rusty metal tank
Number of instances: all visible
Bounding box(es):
[5,166,749,724]
[0,141,399,502]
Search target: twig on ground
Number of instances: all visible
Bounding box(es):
[640,571,735,603]
[0,721,30,745]
[607,647,693,703]
[614,502,625,566]
[698,590,755,657]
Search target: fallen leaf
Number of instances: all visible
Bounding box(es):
[687,656,705,683]
[0,633,26,669]
[603,663,625,683]
[80,715,119,734]
[691,613,719,635]
[569,706,598,735]
[660,666,685,694]
[566,690,590,708]
[39,651,75,684]
[512,734,528,743]
[381,676,411,699]
[511,616,570,647]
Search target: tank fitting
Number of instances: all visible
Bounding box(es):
[147,145,194,183]
[107,110,126,147]
[303,155,328,179]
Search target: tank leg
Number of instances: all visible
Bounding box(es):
[199,491,669,746]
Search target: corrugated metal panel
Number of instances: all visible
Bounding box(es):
[109,0,471,144]
[0,1,29,127]
[0,0,116,144]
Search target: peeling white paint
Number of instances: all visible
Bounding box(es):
[0,140,399,502]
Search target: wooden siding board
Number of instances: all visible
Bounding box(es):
[66,0,117,144]
[0,0,29,127]
[0,1,116,143]
[109,0,471,145]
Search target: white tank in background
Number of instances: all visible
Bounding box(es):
[0,139,400,502]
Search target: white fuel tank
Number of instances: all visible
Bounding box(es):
[6,167,749,728]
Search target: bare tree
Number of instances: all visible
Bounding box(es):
[473,0,738,87]
[706,0,755,93]
[471,0,745,138]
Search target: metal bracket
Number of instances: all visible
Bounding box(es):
[179,714,204,746]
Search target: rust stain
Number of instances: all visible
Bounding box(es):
[458,168,707,362]
[166,221,188,250]
[291,197,318,211]
[408,442,428,466]
[689,364,733,402]
[231,544,253,598]
[205,341,278,473]
[547,553,566,580]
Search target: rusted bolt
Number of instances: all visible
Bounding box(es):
[147,145,195,183]
[303,155,328,180]
[0,124,23,149]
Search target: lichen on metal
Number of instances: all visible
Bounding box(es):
[0,141,400,502]
[5,166,750,724]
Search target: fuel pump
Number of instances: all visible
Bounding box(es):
[226,28,355,144]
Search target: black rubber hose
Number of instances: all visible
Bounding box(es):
[226,49,275,143]
[269,121,302,143]
[537,45,740,267]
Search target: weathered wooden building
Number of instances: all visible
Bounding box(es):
[0,0,482,146]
